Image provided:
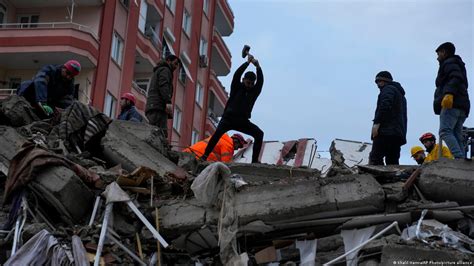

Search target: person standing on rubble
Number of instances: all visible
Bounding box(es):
[145,54,181,139]
[117,92,143,122]
[183,133,247,162]
[17,60,81,117]
[369,71,407,165]
[433,42,470,159]
[200,54,264,163]
[419,132,454,163]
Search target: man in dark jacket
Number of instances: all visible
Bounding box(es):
[201,54,264,163]
[118,93,143,122]
[145,54,181,138]
[17,60,81,117]
[369,71,408,165]
[433,42,470,159]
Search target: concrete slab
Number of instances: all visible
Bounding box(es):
[101,120,179,177]
[158,173,385,235]
[418,159,474,205]
[29,166,94,225]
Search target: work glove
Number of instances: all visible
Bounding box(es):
[441,94,453,109]
[41,104,54,116]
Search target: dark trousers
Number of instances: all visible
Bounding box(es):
[369,135,402,165]
[204,117,264,163]
[146,110,168,138]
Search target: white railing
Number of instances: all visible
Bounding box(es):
[0,88,17,96]
[0,22,99,40]
[144,26,161,50]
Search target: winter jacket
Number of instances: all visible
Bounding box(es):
[146,61,173,112]
[223,62,264,119]
[373,81,408,145]
[117,106,144,122]
[424,144,454,163]
[17,64,75,109]
[183,134,234,162]
[434,55,470,116]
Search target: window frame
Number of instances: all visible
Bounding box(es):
[195,82,203,107]
[111,32,124,66]
[173,106,182,132]
[182,9,191,37]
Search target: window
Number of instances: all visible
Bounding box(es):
[104,92,117,118]
[162,39,171,59]
[138,0,147,33]
[135,79,150,92]
[111,32,124,65]
[173,106,182,132]
[18,15,39,28]
[166,0,176,14]
[195,83,203,107]
[0,3,6,26]
[199,38,208,56]
[192,129,200,144]
[119,0,130,8]
[203,0,209,15]
[182,9,191,36]
[8,78,21,90]
[178,67,186,85]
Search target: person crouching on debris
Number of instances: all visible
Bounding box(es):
[200,54,264,163]
[17,60,81,117]
[410,146,426,165]
[369,71,407,165]
[117,93,144,122]
[419,132,453,163]
[184,133,247,162]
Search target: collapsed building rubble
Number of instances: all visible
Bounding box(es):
[0,95,474,265]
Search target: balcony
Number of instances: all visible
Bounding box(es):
[209,71,228,105]
[0,22,100,68]
[215,0,234,36]
[137,26,161,64]
[211,29,231,76]
[12,0,102,8]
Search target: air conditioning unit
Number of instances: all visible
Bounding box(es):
[199,55,208,68]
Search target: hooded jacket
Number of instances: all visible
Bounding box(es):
[183,134,234,162]
[146,61,173,112]
[17,64,75,109]
[433,55,470,116]
[223,62,264,119]
[373,81,408,144]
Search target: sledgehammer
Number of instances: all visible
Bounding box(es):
[242,44,251,58]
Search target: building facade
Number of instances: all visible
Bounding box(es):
[0,0,233,148]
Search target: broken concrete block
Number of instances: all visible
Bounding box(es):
[380,243,474,264]
[418,159,474,205]
[101,120,179,177]
[0,126,27,172]
[228,162,320,183]
[29,166,94,225]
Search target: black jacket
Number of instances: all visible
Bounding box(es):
[146,61,173,112]
[223,62,264,119]
[433,55,470,116]
[373,81,407,144]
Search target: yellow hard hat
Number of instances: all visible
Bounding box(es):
[410,146,424,157]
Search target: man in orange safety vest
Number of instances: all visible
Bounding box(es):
[183,133,247,162]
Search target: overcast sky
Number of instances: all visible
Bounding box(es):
[219,0,473,164]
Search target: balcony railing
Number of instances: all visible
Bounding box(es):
[0,22,99,40]
[144,26,161,51]
[0,88,17,96]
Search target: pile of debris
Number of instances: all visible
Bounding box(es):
[1,96,474,265]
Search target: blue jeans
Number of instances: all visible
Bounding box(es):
[439,108,466,158]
